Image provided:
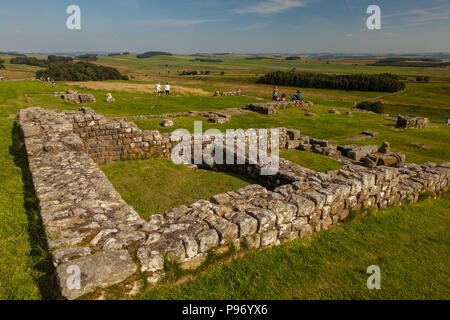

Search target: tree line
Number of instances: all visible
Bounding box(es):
[10,55,73,67]
[257,71,406,92]
[369,57,450,68]
[36,61,128,81]
[137,51,172,58]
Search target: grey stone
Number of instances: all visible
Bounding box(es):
[197,229,219,253]
[137,247,164,273]
[56,250,137,300]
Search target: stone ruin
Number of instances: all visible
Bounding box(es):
[54,89,96,104]
[396,115,429,129]
[160,119,174,127]
[214,90,243,97]
[206,111,230,124]
[245,101,314,115]
[19,107,449,299]
[105,93,115,102]
[285,129,406,168]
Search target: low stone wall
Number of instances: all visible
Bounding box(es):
[286,129,406,168]
[71,107,287,165]
[19,107,449,299]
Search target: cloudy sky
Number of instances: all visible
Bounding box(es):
[1,0,449,53]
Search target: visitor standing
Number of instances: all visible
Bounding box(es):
[272,86,279,101]
[165,83,170,96]
[155,83,161,96]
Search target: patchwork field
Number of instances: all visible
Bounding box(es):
[0,53,449,300]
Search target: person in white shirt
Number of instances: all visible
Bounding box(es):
[164,83,170,96]
[155,83,161,96]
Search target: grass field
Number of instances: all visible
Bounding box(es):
[0,53,448,300]
[101,159,256,220]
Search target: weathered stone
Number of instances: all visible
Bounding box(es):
[246,208,277,233]
[137,247,164,273]
[224,211,257,237]
[56,250,136,300]
[379,141,391,153]
[164,240,186,263]
[260,230,278,246]
[197,229,219,253]
[105,93,116,102]
[52,247,91,267]
[160,119,174,127]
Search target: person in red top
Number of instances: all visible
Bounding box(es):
[272,86,279,101]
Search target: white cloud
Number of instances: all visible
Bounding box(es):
[231,23,267,31]
[384,4,450,23]
[232,0,307,15]
[133,19,221,27]
[345,33,353,37]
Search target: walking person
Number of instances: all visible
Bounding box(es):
[165,83,170,96]
[155,83,161,96]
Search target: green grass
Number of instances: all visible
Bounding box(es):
[0,80,263,117]
[100,158,257,220]
[134,195,450,300]
[0,119,57,299]
[279,150,342,172]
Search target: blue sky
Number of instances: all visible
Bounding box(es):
[1,0,449,53]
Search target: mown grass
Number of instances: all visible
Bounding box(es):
[133,194,450,300]
[100,158,257,220]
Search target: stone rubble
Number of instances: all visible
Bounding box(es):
[55,89,96,104]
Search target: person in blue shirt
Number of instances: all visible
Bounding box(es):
[292,90,302,101]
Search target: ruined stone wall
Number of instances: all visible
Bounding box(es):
[20,107,449,300]
[70,107,287,165]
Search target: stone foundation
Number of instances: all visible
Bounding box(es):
[396,115,429,129]
[19,107,449,299]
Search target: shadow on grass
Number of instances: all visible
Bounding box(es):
[198,164,271,190]
[9,122,60,299]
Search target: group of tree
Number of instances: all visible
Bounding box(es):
[245,56,276,60]
[285,56,301,60]
[9,55,73,67]
[36,61,128,81]
[257,71,406,92]
[356,101,384,114]
[137,51,172,58]
[178,70,211,75]
[0,51,25,56]
[369,57,450,68]
[416,76,430,83]
[10,56,50,67]
[189,58,223,63]
[0,59,5,69]
[75,54,98,61]
[108,52,130,56]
